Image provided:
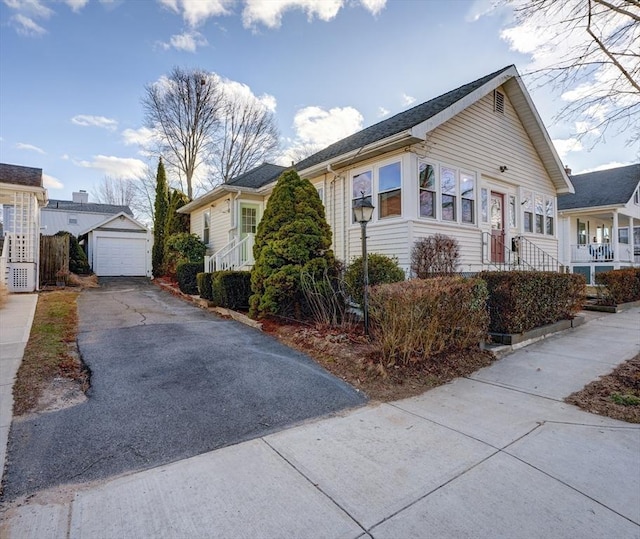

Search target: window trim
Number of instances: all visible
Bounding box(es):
[203,210,210,245]
[520,188,556,237]
[351,158,403,224]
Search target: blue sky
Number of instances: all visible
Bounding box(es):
[0,0,637,201]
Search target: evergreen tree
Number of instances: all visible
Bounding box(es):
[152,157,169,277]
[165,188,191,237]
[250,169,334,319]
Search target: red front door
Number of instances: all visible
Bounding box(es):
[490,192,505,263]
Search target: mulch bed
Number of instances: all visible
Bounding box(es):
[565,354,640,423]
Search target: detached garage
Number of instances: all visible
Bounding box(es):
[82,212,152,277]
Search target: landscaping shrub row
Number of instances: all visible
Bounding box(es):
[197,270,252,310]
[595,267,640,305]
[176,261,203,295]
[478,271,585,334]
[369,277,489,366]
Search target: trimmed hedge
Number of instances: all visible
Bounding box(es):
[479,271,585,334]
[212,271,252,310]
[176,261,203,295]
[369,277,489,366]
[197,272,214,300]
[595,267,640,305]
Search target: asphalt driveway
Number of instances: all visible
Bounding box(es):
[2,278,365,500]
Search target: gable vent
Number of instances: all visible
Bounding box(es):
[494,90,505,114]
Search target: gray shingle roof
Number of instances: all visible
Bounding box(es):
[226,163,287,189]
[0,163,43,187]
[46,199,134,216]
[293,65,514,172]
[558,163,640,210]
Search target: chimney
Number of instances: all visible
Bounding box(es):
[564,165,572,176]
[72,190,89,204]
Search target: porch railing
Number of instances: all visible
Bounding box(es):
[204,234,255,273]
[482,233,560,272]
[570,243,635,263]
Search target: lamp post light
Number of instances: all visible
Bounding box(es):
[352,194,375,336]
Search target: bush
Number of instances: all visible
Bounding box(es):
[211,271,252,310]
[479,271,585,334]
[165,233,206,278]
[595,268,640,305]
[411,234,460,278]
[344,253,405,307]
[197,272,214,300]
[300,260,353,328]
[54,231,91,274]
[250,170,334,319]
[369,277,488,367]
[176,261,203,295]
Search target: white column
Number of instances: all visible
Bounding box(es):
[630,216,635,264]
[612,211,619,263]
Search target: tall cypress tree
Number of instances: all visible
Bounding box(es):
[152,157,169,277]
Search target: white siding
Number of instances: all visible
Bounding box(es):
[41,209,113,236]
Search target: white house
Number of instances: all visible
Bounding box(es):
[0,163,48,292]
[180,65,574,275]
[558,163,640,284]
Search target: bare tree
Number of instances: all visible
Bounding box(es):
[206,95,280,188]
[143,67,223,200]
[504,0,640,144]
[92,176,137,207]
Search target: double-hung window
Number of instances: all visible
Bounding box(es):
[522,190,533,233]
[545,199,554,235]
[461,172,475,224]
[203,210,210,245]
[535,194,544,234]
[378,162,402,218]
[521,188,555,236]
[419,162,436,218]
[441,167,457,221]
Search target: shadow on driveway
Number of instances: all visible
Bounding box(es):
[2,278,366,500]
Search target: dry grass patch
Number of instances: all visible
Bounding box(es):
[566,354,640,423]
[12,290,88,416]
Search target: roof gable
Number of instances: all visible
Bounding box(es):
[80,212,148,235]
[558,164,640,211]
[45,199,133,215]
[0,162,43,188]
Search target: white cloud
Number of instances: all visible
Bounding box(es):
[43,173,63,189]
[158,0,233,27]
[16,142,45,154]
[218,76,277,112]
[401,93,416,107]
[377,106,390,118]
[280,105,363,164]
[552,137,583,159]
[4,0,53,18]
[465,0,501,22]
[575,161,634,174]
[12,14,47,36]
[242,0,386,29]
[122,127,160,149]
[166,30,208,52]
[64,0,89,12]
[76,155,147,179]
[71,115,118,130]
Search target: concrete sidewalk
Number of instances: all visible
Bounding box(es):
[1,305,639,538]
[0,294,38,480]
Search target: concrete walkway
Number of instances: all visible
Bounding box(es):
[1,301,639,538]
[0,293,37,481]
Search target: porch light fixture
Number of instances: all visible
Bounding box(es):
[352,194,374,336]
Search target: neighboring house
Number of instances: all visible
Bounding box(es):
[179,65,574,275]
[81,212,153,278]
[42,191,152,277]
[0,162,48,292]
[42,191,133,236]
[558,163,640,285]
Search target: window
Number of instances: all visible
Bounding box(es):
[635,188,639,205]
[441,167,456,221]
[509,195,516,228]
[419,162,436,218]
[535,194,544,234]
[461,173,475,224]
[378,162,401,219]
[545,198,554,235]
[241,206,257,235]
[577,219,588,245]
[316,186,324,205]
[481,188,488,223]
[619,227,629,244]
[522,190,533,233]
[203,210,210,244]
[68,214,78,225]
[352,170,372,222]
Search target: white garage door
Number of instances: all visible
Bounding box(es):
[95,236,147,276]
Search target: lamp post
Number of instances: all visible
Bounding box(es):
[352,194,374,336]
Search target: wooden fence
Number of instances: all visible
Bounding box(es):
[40,235,70,285]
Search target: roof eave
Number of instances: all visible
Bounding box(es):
[558,203,626,214]
[178,185,259,214]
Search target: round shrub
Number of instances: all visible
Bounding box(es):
[344,253,405,306]
[164,232,206,278]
